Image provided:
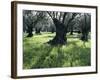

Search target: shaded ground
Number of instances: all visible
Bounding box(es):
[23,32,91,69]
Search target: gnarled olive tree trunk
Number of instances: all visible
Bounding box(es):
[48,18,67,45]
[47,12,77,45]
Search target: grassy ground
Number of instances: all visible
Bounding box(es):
[23,32,91,69]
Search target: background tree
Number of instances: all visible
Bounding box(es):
[80,13,91,41]
[23,11,48,37]
[23,10,37,37]
[75,13,91,41]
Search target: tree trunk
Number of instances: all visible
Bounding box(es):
[70,28,73,35]
[81,32,88,41]
[35,28,41,34]
[48,18,67,45]
[80,14,90,41]
[51,27,55,33]
[70,31,73,35]
[27,32,33,37]
[27,25,33,37]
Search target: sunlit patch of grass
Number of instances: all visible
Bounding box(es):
[23,32,91,69]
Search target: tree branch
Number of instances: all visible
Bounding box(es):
[62,12,67,23]
[59,12,62,21]
[56,12,58,19]
[47,11,53,19]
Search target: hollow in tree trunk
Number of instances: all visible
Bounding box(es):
[48,18,67,45]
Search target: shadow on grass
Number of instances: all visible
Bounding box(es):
[41,45,65,68]
[31,44,53,68]
[23,36,91,69]
[62,41,91,67]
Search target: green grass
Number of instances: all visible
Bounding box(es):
[23,32,91,69]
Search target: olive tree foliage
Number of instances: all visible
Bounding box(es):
[34,13,55,34]
[23,10,50,37]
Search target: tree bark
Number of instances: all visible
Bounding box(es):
[48,18,67,45]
